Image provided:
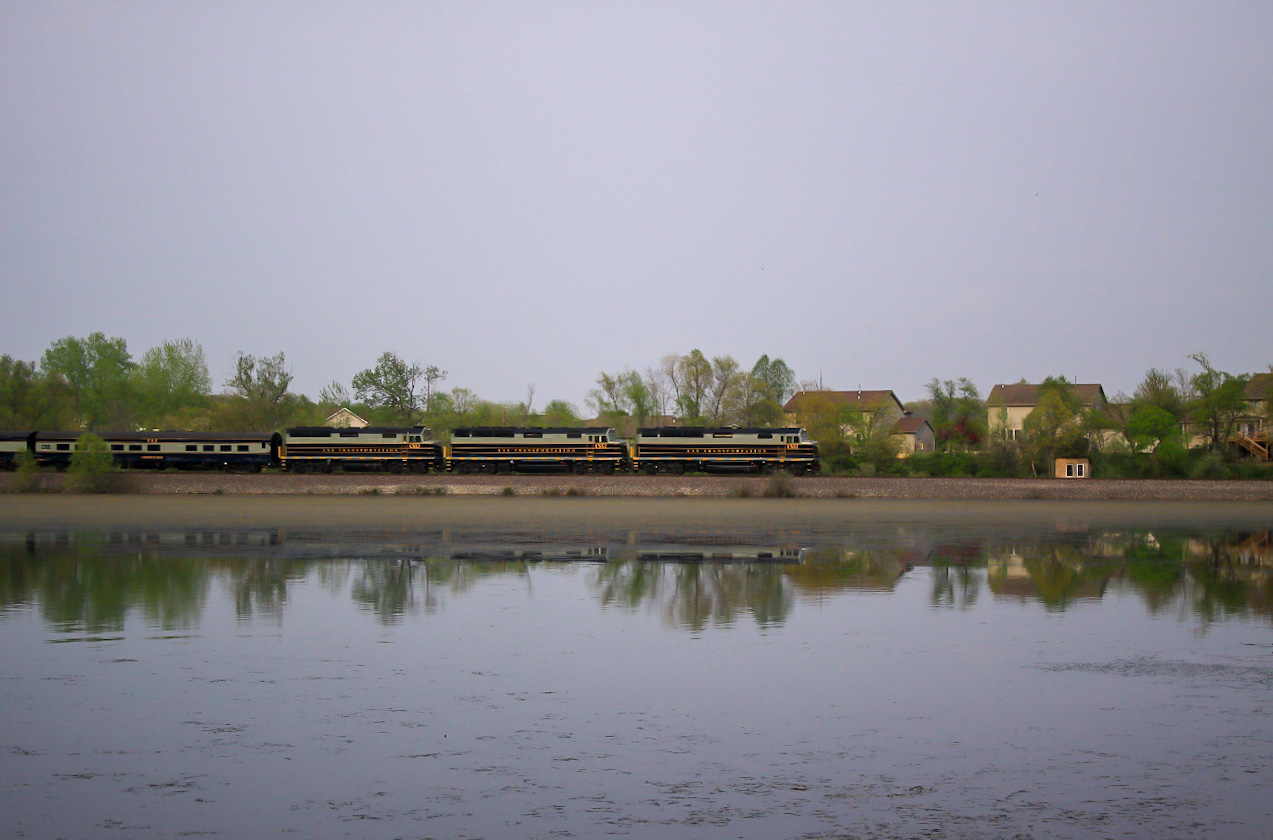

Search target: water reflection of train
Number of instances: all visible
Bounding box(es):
[3,425,820,475]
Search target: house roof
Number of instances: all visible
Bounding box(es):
[891,416,932,435]
[1245,372,1273,401]
[986,383,1106,407]
[325,407,368,424]
[783,390,904,413]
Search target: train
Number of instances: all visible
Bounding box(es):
[0,425,821,475]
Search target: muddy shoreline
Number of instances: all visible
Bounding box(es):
[3,471,1273,500]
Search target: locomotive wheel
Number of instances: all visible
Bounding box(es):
[599,462,615,475]
[573,462,588,475]
[667,462,684,476]
[643,463,657,476]
[458,462,472,474]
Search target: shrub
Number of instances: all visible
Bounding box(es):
[762,472,797,498]
[11,449,41,492]
[1190,452,1229,480]
[67,433,123,493]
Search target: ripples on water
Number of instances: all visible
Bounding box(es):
[1,513,1272,839]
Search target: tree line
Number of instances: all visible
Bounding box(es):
[3,333,1269,477]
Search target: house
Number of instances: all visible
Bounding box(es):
[783,389,930,457]
[1055,457,1091,479]
[783,390,907,429]
[1233,372,1272,460]
[325,407,368,429]
[892,416,936,456]
[985,382,1107,441]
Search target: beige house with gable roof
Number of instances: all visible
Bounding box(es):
[986,382,1107,441]
[783,389,932,457]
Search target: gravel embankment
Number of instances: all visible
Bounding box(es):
[4,472,1273,500]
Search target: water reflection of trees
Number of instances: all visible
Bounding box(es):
[3,527,1272,632]
[592,561,792,630]
[0,543,208,634]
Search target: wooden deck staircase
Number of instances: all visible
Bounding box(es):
[1233,432,1270,461]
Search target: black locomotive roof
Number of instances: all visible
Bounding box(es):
[33,430,278,442]
[452,427,612,437]
[286,426,430,436]
[637,427,803,438]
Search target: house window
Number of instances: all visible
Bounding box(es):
[1076,463,1085,477]
[1066,464,1075,477]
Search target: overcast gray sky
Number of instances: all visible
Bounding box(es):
[3,2,1270,409]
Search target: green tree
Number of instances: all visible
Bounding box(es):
[925,378,985,451]
[225,351,294,431]
[1022,377,1086,472]
[0,355,52,427]
[1132,368,1187,420]
[67,432,118,493]
[542,399,583,427]
[742,355,797,426]
[132,339,211,429]
[675,350,712,423]
[40,333,135,428]
[1125,403,1187,474]
[621,371,655,428]
[351,352,426,425]
[1187,353,1249,456]
[706,355,743,424]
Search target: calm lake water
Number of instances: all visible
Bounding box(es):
[2,500,1272,839]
